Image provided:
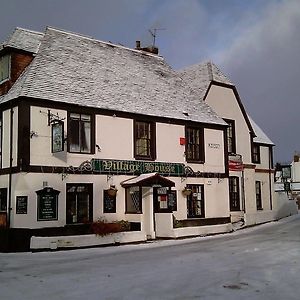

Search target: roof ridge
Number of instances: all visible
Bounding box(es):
[15,27,44,36]
[46,26,164,60]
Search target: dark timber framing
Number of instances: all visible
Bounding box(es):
[0,96,229,179]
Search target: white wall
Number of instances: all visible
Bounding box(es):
[205,85,252,163]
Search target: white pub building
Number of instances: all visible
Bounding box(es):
[0,27,296,251]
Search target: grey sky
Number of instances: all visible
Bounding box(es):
[1,0,299,163]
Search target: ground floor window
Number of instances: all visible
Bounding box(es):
[0,188,7,227]
[186,184,205,218]
[66,183,93,224]
[229,177,240,211]
[103,189,116,213]
[125,187,142,213]
[0,188,7,212]
[256,181,263,210]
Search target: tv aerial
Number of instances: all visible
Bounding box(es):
[149,28,166,47]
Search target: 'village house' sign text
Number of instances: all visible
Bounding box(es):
[92,159,185,176]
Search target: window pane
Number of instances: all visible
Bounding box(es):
[186,127,201,161]
[135,121,153,158]
[0,55,10,82]
[69,113,92,153]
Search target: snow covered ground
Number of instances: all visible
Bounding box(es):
[0,213,299,299]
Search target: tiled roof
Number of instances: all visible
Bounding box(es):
[249,116,274,145]
[178,61,233,101]
[0,27,44,54]
[0,27,226,126]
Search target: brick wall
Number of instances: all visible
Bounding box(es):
[0,51,33,96]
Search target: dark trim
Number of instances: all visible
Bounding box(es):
[173,217,231,228]
[223,118,236,154]
[243,164,256,169]
[255,168,275,173]
[223,128,229,176]
[0,46,36,57]
[7,108,14,228]
[204,81,255,137]
[269,146,273,210]
[17,101,30,171]
[0,110,2,169]
[0,96,227,130]
[0,163,228,179]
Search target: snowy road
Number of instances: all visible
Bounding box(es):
[1,214,300,300]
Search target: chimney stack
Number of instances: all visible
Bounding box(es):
[135,41,158,55]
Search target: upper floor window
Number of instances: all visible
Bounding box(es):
[252,143,261,164]
[68,113,93,153]
[0,55,10,84]
[186,126,204,162]
[134,120,156,160]
[224,119,236,154]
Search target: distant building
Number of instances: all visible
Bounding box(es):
[0,27,296,251]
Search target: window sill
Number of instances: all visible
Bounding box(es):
[134,156,156,161]
[186,160,205,164]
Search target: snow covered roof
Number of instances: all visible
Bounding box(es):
[249,116,274,145]
[0,27,226,126]
[0,27,44,54]
[178,61,233,101]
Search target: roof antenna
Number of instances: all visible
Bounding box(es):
[149,28,166,47]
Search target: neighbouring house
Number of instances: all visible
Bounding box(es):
[179,62,298,225]
[0,27,296,251]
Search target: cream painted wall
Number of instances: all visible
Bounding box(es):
[97,115,133,160]
[156,123,185,162]
[30,106,68,166]
[205,85,252,163]
[254,172,273,211]
[204,178,230,218]
[204,128,225,173]
[2,107,18,168]
[256,146,271,169]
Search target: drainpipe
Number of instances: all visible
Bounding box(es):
[269,146,273,210]
[7,107,14,228]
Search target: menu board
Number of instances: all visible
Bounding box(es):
[36,188,60,221]
[16,196,28,214]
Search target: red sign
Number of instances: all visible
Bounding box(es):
[229,160,243,171]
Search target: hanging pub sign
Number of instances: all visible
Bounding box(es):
[36,187,59,221]
[16,196,28,214]
[52,121,64,153]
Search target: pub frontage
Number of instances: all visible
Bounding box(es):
[0,27,233,251]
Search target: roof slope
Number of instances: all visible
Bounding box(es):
[178,61,233,101]
[0,27,225,126]
[249,116,274,145]
[0,27,44,54]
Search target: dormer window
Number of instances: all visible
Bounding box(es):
[0,54,10,84]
